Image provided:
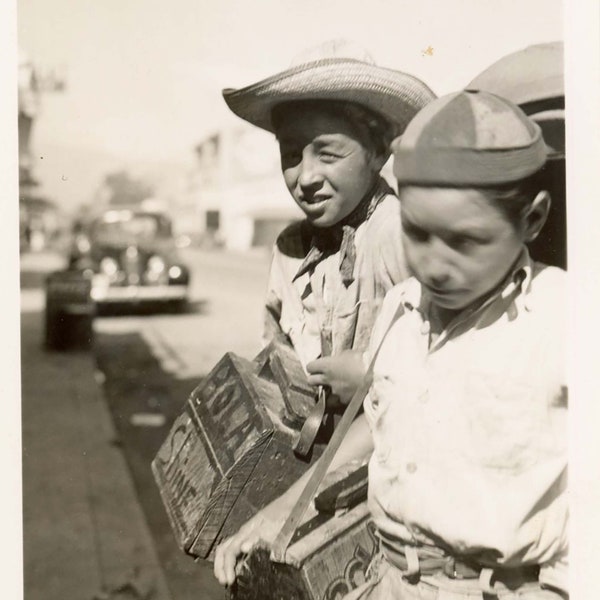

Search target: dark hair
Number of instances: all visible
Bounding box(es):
[398,168,548,229]
[478,168,547,227]
[271,99,393,157]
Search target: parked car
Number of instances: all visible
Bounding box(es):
[69,207,190,311]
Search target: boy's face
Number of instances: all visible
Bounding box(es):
[400,186,526,311]
[275,106,383,228]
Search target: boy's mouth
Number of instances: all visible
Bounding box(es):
[424,284,460,298]
[302,194,330,207]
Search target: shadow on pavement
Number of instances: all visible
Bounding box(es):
[95,299,209,318]
[94,329,226,600]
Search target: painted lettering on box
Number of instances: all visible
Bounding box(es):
[193,356,267,473]
[157,423,201,516]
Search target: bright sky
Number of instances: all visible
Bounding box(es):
[18,0,563,165]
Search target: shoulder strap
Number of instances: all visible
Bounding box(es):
[271,299,405,563]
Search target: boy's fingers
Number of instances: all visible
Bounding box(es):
[240,537,257,553]
[306,359,324,374]
[214,535,245,586]
[213,539,229,584]
[307,374,328,386]
[222,540,241,585]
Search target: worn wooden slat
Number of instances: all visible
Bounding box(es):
[152,353,275,555]
[314,464,369,514]
[232,501,378,600]
[152,344,324,559]
[254,341,316,427]
[189,353,275,473]
[151,412,216,549]
[189,437,271,558]
[194,370,326,559]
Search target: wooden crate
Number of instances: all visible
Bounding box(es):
[232,464,376,600]
[152,342,324,559]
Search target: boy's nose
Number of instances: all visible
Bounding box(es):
[422,255,451,288]
[427,271,450,288]
[298,154,323,189]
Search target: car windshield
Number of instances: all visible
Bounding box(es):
[92,211,171,239]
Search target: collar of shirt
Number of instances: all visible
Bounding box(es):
[399,248,534,351]
[292,177,395,286]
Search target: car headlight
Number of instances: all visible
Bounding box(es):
[147,255,165,273]
[75,235,91,254]
[168,265,182,279]
[100,257,119,277]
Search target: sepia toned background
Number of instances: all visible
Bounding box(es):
[4,1,600,599]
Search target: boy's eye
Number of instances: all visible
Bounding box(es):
[318,150,340,163]
[402,222,428,242]
[447,235,478,251]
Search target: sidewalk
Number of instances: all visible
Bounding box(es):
[21,251,172,600]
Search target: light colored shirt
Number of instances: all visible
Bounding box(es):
[363,252,567,591]
[263,188,408,368]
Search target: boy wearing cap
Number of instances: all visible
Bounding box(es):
[215,90,567,599]
[222,41,435,405]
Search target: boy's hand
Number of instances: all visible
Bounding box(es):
[306,350,366,406]
[213,509,284,587]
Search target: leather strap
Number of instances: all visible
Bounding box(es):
[271,302,405,563]
[292,386,327,457]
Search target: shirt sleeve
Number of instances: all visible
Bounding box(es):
[262,246,286,348]
[362,285,406,424]
[377,195,410,288]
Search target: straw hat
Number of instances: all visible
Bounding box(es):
[467,42,564,157]
[222,40,436,137]
[393,90,548,186]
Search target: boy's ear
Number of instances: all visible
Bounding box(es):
[523,190,551,242]
[370,149,391,173]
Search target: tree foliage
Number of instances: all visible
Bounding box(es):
[103,170,154,206]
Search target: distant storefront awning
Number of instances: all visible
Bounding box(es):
[20,195,57,214]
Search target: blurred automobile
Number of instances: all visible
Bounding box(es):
[69,206,190,311]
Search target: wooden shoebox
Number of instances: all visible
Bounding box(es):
[232,464,376,600]
[151,341,324,559]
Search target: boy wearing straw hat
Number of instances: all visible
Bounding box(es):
[222,40,435,406]
[215,90,567,599]
[467,41,566,270]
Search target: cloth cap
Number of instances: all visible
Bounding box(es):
[467,42,564,157]
[222,39,436,138]
[392,90,548,186]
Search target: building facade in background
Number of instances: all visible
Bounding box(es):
[18,49,65,252]
[192,125,302,251]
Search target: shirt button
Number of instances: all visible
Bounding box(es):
[406,462,417,474]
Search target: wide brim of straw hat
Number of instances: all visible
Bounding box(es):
[222,58,436,136]
[468,41,564,109]
[468,42,564,159]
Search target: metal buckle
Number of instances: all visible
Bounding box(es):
[443,557,464,580]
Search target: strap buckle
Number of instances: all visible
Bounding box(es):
[443,557,464,580]
[292,386,328,457]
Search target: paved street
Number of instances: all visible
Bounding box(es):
[94,247,272,380]
[21,250,172,600]
[21,246,272,600]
